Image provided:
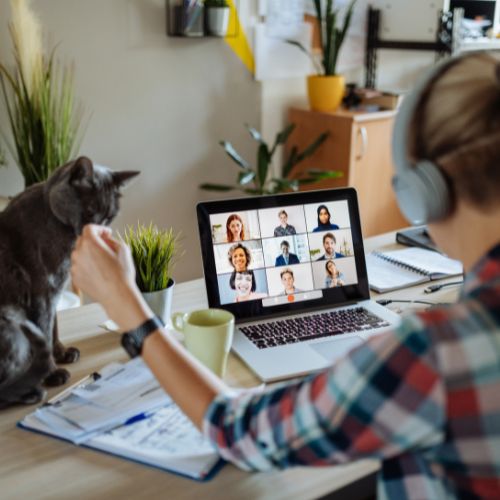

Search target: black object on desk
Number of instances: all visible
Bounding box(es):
[396,225,440,253]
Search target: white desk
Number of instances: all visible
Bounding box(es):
[0,231,460,500]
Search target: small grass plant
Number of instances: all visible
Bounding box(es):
[121,223,182,293]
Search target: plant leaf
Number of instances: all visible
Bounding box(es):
[238,170,256,185]
[269,123,295,158]
[271,177,299,193]
[282,146,298,178]
[245,124,264,143]
[257,143,270,189]
[306,168,344,179]
[199,183,234,191]
[219,140,250,169]
[296,132,329,163]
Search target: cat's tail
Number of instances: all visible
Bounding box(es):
[0,307,48,390]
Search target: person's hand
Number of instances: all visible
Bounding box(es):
[71,224,153,331]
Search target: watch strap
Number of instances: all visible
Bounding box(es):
[121,315,164,358]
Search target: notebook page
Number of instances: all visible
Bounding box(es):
[379,248,463,276]
[366,253,428,292]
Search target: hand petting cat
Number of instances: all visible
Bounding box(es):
[71,225,153,332]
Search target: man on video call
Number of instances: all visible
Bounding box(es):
[316,232,344,261]
[275,240,300,267]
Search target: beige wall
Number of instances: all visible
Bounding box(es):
[0,0,261,282]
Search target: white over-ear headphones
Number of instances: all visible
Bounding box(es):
[392,57,462,225]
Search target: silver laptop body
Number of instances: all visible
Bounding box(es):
[197,188,400,382]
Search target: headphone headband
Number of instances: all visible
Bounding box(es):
[391,57,467,225]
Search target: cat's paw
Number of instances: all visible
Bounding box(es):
[19,387,47,405]
[54,344,80,364]
[44,368,71,387]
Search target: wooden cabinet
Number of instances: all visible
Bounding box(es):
[287,107,407,237]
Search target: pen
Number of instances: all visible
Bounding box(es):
[124,411,154,426]
[45,371,101,405]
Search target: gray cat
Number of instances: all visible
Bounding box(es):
[0,157,138,408]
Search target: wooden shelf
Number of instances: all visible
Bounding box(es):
[286,107,407,237]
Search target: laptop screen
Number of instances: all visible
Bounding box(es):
[197,188,370,322]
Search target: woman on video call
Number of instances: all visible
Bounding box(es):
[324,259,345,288]
[72,53,500,498]
[225,214,245,242]
[227,243,251,273]
[229,270,266,302]
[312,205,339,232]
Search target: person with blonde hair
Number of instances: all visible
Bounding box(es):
[71,53,500,498]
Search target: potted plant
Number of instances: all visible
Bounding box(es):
[288,0,357,112]
[204,0,230,37]
[122,223,182,325]
[0,0,83,187]
[200,123,342,195]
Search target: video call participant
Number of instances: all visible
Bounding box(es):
[227,243,251,272]
[273,210,296,237]
[312,205,339,232]
[316,232,344,261]
[324,259,345,288]
[279,268,302,296]
[275,240,300,267]
[226,214,245,242]
[229,270,266,302]
[71,53,500,499]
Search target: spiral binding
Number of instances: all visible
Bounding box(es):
[372,251,431,276]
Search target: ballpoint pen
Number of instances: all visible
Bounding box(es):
[45,371,101,406]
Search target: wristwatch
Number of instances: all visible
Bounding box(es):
[121,316,164,358]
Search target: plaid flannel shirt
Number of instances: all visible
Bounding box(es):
[203,244,500,499]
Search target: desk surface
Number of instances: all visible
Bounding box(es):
[0,231,460,500]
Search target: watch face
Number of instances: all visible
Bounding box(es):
[121,333,140,358]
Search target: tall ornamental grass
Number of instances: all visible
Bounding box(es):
[0,0,83,187]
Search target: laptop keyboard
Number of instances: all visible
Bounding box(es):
[240,307,391,350]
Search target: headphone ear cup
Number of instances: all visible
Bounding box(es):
[392,161,451,225]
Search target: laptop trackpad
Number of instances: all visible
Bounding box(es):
[310,336,363,363]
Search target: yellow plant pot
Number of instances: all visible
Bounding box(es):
[307,75,346,112]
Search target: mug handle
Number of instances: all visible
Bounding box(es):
[171,312,186,333]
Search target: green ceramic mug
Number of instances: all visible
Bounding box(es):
[171,309,235,377]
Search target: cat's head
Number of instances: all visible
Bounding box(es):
[45,156,139,231]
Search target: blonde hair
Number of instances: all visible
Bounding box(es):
[410,52,500,210]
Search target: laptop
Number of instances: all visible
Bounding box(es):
[197,188,400,382]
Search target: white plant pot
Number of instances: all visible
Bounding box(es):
[142,280,174,326]
[206,7,230,36]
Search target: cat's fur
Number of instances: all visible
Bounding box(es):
[0,157,138,408]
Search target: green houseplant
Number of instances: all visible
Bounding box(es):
[0,0,83,187]
[204,0,230,37]
[122,223,182,324]
[288,0,357,111]
[200,123,341,195]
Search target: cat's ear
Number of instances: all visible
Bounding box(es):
[112,170,140,188]
[69,157,94,188]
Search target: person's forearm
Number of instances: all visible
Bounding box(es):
[141,330,229,430]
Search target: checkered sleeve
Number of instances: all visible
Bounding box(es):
[203,315,446,471]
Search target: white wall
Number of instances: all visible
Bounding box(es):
[260,0,448,168]
[0,0,261,282]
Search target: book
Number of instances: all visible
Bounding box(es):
[366,247,463,293]
[18,358,223,481]
[396,225,440,253]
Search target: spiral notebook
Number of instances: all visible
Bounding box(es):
[366,247,463,293]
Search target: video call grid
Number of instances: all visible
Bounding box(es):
[210,202,357,302]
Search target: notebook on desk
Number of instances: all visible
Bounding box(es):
[197,188,401,382]
[18,358,223,481]
[366,247,463,293]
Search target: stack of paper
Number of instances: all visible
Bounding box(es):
[19,358,223,480]
[34,358,170,443]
